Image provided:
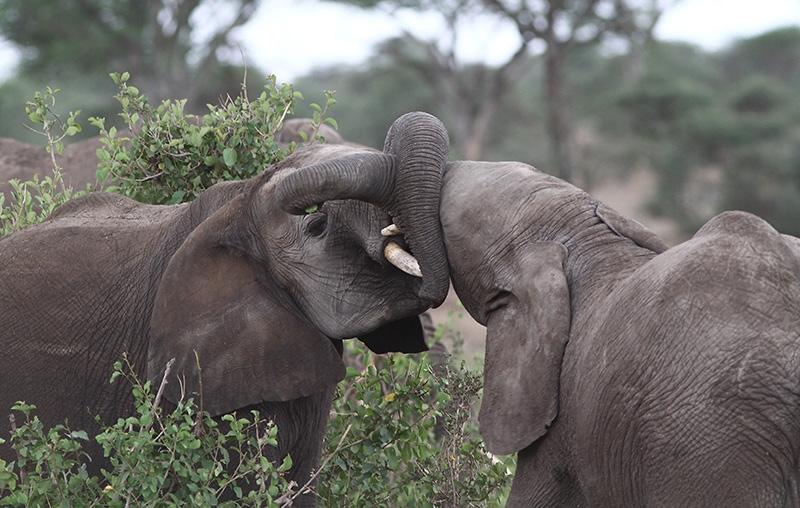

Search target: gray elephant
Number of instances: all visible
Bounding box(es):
[0,112,450,505]
[276,118,345,146]
[288,156,800,506]
[428,161,800,506]
[0,136,101,198]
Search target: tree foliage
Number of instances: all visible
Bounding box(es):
[0,0,267,143]
[614,30,800,234]
[0,0,260,98]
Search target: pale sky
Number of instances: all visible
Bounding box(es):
[1,0,799,82]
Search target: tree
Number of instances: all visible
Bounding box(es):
[718,26,800,87]
[617,33,800,236]
[326,0,531,159]
[327,0,675,177]
[482,0,676,181]
[0,0,260,103]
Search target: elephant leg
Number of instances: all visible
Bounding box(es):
[261,387,337,507]
[507,426,585,508]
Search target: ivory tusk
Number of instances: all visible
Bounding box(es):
[381,223,402,237]
[384,241,422,278]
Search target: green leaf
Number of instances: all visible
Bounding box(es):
[169,189,186,204]
[222,147,238,167]
[278,454,293,473]
[324,117,339,130]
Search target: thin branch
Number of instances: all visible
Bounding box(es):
[285,423,353,504]
[482,0,548,41]
[152,357,175,412]
[134,171,164,183]
[195,0,258,72]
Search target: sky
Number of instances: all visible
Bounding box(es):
[1,0,800,82]
[239,0,800,80]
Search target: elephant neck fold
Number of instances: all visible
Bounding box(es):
[557,204,657,324]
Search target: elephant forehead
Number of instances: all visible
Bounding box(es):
[440,161,564,262]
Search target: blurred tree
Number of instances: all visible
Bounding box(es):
[0,0,260,101]
[715,77,800,235]
[0,0,265,143]
[324,0,531,159]
[719,26,800,87]
[482,0,677,181]
[296,59,438,149]
[618,32,800,236]
[328,0,676,178]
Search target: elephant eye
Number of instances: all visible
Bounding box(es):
[305,212,328,237]
[486,290,511,314]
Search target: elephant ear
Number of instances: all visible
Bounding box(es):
[148,194,345,416]
[478,242,571,456]
[596,202,669,253]
[357,316,428,354]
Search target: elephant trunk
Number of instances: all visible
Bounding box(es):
[276,111,450,307]
[381,112,449,306]
[277,152,396,213]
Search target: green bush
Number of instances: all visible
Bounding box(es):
[0,169,82,237]
[319,341,512,507]
[0,87,87,236]
[90,72,335,205]
[0,356,296,507]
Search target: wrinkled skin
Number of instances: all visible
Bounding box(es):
[439,161,800,507]
[0,136,446,506]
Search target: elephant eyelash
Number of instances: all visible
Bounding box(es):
[485,290,511,314]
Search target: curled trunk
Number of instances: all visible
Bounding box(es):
[276,112,450,306]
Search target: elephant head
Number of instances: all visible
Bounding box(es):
[437,161,667,456]
[147,112,450,415]
[276,111,451,306]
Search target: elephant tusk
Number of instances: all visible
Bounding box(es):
[384,241,422,278]
[381,223,402,236]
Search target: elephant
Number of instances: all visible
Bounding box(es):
[276,118,345,146]
[0,136,101,198]
[0,111,450,505]
[380,160,799,506]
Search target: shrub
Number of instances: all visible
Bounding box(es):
[0,356,297,507]
[0,87,86,236]
[89,72,335,205]
[318,341,513,507]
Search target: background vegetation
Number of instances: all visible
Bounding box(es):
[3,1,797,238]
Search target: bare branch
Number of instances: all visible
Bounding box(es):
[152,357,175,411]
[195,0,258,72]
[286,423,353,504]
[483,0,548,41]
